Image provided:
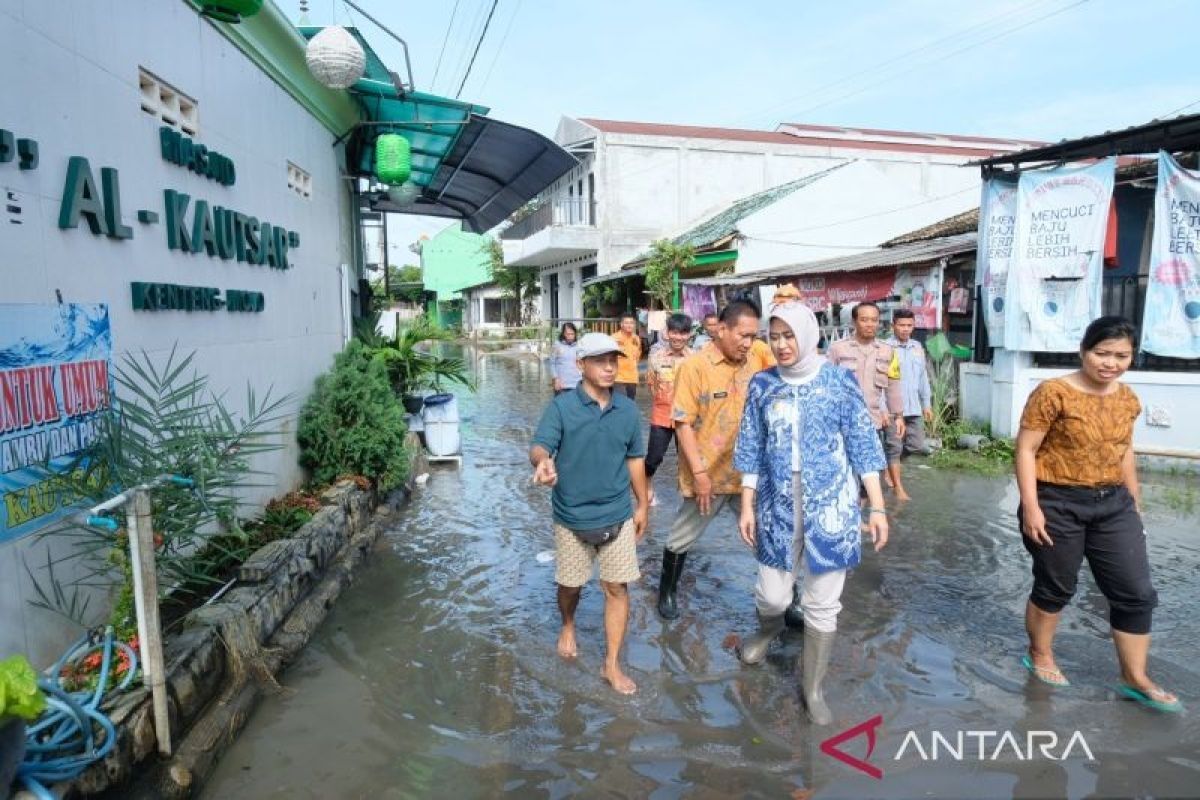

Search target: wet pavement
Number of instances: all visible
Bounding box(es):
[203,346,1200,799]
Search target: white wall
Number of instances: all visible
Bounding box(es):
[735,160,976,272]
[0,1,353,664]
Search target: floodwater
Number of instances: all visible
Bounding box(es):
[204,346,1200,800]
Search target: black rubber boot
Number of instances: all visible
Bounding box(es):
[784,583,805,630]
[657,548,687,620]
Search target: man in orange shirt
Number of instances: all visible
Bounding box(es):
[657,300,773,620]
[645,313,693,506]
[613,313,642,399]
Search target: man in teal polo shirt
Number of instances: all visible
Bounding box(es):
[530,332,649,695]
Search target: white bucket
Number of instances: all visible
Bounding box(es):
[421,393,461,456]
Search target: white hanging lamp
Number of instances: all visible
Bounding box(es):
[305,25,366,89]
[388,182,421,204]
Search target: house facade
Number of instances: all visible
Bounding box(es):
[501,117,1040,324]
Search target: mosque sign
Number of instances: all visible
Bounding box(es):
[0,125,304,314]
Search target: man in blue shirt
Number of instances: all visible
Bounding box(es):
[530,332,649,695]
[885,309,933,501]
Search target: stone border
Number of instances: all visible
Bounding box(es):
[49,435,427,799]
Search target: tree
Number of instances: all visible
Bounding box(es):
[644,239,694,310]
[481,238,541,326]
[371,264,424,306]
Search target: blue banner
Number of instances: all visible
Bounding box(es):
[0,304,113,543]
[1142,152,1200,359]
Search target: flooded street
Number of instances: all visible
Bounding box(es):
[204,347,1200,799]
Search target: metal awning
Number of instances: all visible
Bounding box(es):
[369,115,578,233]
[302,26,576,232]
[972,112,1200,170]
[679,233,978,287]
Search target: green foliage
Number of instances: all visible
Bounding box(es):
[0,655,46,722]
[482,237,540,325]
[644,239,694,310]
[372,264,425,306]
[926,354,957,439]
[297,340,410,491]
[25,347,291,629]
[357,312,473,396]
[928,419,1015,476]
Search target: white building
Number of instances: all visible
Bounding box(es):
[0,0,566,665]
[501,117,1041,322]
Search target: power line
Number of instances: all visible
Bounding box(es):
[430,0,462,94]
[477,0,522,94]
[783,0,1089,121]
[734,0,1061,127]
[449,0,494,98]
[753,185,978,237]
[1159,97,1200,119]
[456,0,501,98]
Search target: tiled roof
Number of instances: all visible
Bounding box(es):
[625,162,851,267]
[882,208,981,247]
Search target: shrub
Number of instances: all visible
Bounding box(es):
[297,341,409,491]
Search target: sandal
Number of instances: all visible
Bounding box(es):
[1021,654,1070,687]
[1116,683,1184,713]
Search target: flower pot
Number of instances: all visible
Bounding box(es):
[402,395,425,414]
[1,717,26,794]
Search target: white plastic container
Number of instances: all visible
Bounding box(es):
[421,393,461,456]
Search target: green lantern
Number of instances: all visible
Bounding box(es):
[199,0,264,23]
[375,134,411,186]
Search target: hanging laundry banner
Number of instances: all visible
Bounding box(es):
[1142,151,1200,358]
[1,304,113,543]
[1005,159,1116,351]
[976,176,1018,345]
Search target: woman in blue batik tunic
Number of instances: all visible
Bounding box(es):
[733,300,888,725]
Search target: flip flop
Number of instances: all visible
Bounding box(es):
[1116,684,1184,713]
[1021,654,1070,687]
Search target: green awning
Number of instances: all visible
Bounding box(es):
[300,26,575,232]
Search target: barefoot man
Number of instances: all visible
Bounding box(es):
[530,332,649,694]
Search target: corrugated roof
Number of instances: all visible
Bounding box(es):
[780,122,1044,148]
[680,232,978,287]
[972,112,1200,168]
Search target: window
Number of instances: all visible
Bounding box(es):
[139,68,197,135]
[288,162,312,198]
[484,298,503,324]
[549,274,560,320]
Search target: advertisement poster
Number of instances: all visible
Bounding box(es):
[1,304,113,543]
[792,269,898,312]
[892,265,943,329]
[1142,151,1200,358]
[682,284,717,322]
[1005,159,1116,351]
[976,176,1018,345]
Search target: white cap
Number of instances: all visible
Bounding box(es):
[576,332,625,359]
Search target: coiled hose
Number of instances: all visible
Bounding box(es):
[16,628,138,800]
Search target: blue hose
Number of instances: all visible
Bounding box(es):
[16,627,139,799]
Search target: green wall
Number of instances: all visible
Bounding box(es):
[420,224,492,304]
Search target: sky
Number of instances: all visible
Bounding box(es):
[292,0,1200,260]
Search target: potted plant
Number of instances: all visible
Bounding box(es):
[1,655,47,791]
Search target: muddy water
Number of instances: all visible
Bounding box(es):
[204,349,1200,799]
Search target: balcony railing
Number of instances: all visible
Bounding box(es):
[501,198,596,241]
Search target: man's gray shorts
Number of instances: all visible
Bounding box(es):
[885,415,928,462]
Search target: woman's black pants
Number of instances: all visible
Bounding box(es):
[1020,483,1157,635]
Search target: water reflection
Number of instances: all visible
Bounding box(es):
[203,346,1199,799]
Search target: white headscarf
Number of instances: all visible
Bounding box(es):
[769,301,825,379]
